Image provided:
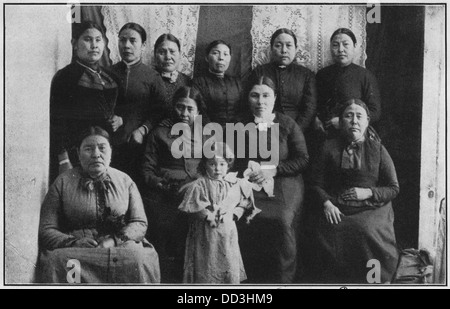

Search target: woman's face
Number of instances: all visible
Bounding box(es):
[248,84,276,118]
[331,33,356,67]
[206,44,231,74]
[341,103,369,141]
[271,33,297,66]
[74,28,105,64]
[205,157,229,180]
[119,29,146,64]
[175,97,199,126]
[78,135,112,178]
[155,40,180,73]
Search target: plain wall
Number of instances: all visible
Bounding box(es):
[4,5,72,283]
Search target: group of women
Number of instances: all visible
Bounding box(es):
[39,20,400,284]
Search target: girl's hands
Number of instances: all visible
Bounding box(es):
[205,205,227,228]
[205,209,218,228]
[323,200,344,225]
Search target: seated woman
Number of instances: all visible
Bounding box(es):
[38,126,160,283]
[237,76,309,283]
[311,99,399,283]
[141,86,208,282]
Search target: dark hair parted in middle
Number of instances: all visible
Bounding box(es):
[119,22,147,43]
[72,21,105,41]
[246,75,278,98]
[77,126,111,149]
[172,86,207,116]
[154,33,181,55]
[330,28,357,45]
[337,98,371,120]
[270,28,298,48]
[205,40,232,55]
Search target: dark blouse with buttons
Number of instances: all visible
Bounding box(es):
[249,62,317,131]
[49,61,120,182]
[316,63,381,123]
[193,72,244,125]
[148,71,192,128]
[312,136,399,215]
[111,60,157,144]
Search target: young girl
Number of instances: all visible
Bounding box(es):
[178,142,260,284]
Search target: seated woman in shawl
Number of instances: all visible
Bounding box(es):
[38,126,160,283]
[310,99,400,283]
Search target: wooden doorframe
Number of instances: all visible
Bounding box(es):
[418,5,446,283]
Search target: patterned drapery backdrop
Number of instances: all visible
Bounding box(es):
[101,5,200,77]
[251,5,367,72]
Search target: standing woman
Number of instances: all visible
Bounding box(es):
[249,28,317,132]
[111,22,157,184]
[315,28,381,139]
[237,76,309,283]
[193,40,244,126]
[50,21,122,182]
[149,34,193,127]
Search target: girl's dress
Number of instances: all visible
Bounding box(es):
[178,173,260,283]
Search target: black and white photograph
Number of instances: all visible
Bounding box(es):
[2,0,447,290]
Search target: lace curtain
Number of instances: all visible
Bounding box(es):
[101,5,200,77]
[251,5,367,72]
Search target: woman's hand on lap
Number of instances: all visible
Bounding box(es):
[97,237,116,249]
[341,187,373,201]
[323,200,344,224]
[71,237,98,248]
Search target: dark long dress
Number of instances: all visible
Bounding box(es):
[148,70,192,127]
[310,136,400,283]
[237,112,309,283]
[316,63,381,125]
[192,71,244,126]
[249,62,317,131]
[110,60,157,183]
[49,60,120,182]
[141,118,204,282]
